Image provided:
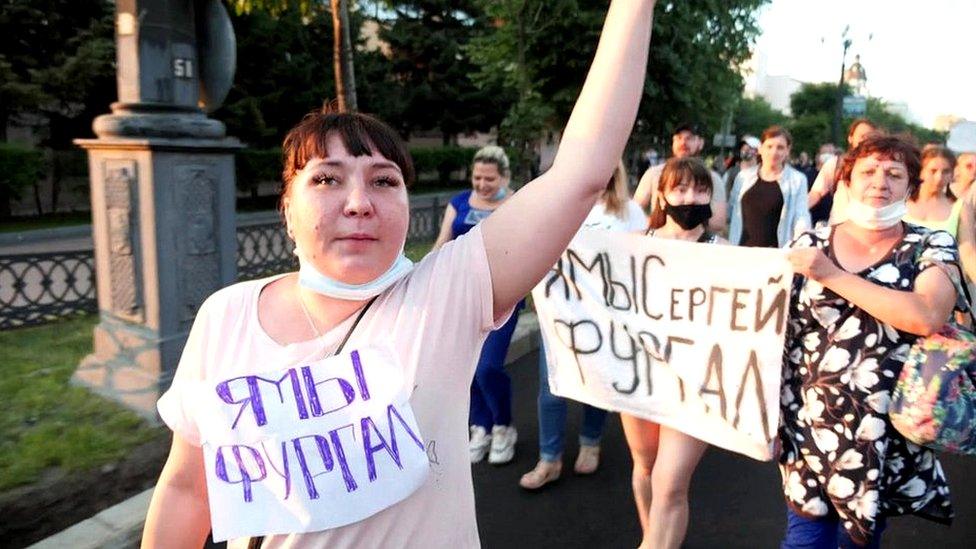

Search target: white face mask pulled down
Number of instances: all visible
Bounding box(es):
[845,197,907,230]
[293,244,414,301]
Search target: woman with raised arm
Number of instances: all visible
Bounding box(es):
[141,1,657,547]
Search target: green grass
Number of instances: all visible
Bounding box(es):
[0,315,164,491]
[405,240,435,262]
[0,211,92,233]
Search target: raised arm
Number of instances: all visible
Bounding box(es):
[481,0,657,317]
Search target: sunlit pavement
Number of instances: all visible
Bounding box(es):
[473,350,975,548]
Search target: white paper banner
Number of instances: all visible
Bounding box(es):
[193,347,429,542]
[532,230,793,461]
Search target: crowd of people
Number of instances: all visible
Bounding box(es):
[139,1,972,547]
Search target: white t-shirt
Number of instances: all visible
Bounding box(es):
[581,200,647,232]
[158,226,506,549]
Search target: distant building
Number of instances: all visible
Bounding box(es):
[883,101,921,125]
[742,51,803,114]
[934,114,965,133]
[843,54,868,97]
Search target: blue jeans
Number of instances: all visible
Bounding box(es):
[470,304,523,429]
[781,508,887,549]
[537,341,608,461]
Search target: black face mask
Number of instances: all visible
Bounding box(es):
[663,202,712,230]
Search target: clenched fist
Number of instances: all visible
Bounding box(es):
[787,247,840,281]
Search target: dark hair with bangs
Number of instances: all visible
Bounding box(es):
[838,134,921,196]
[280,110,415,201]
[648,157,713,229]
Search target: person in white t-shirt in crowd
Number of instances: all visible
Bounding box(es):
[140,1,658,547]
[723,135,760,199]
[807,118,879,224]
[519,160,646,491]
[634,122,728,232]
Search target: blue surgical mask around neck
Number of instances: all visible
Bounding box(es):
[294,244,414,301]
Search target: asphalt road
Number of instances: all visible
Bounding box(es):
[472,350,976,548]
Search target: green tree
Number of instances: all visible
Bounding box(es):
[216,7,335,147]
[786,82,945,153]
[228,0,361,113]
[377,0,511,143]
[0,0,115,146]
[468,0,769,174]
[732,96,789,140]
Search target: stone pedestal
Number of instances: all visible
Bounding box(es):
[72,0,240,420]
[73,137,238,417]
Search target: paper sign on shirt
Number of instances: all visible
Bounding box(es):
[532,230,793,461]
[192,347,429,542]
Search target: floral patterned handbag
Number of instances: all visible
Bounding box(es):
[890,323,976,455]
[890,261,976,455]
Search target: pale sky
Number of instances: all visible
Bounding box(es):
[752,0,976,128]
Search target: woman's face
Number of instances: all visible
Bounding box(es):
[919,156,953,193]
[471,161,508,200]
[662,177,711,207]
[283,134,409,284]
[759,135,790,170]
[846,153,910,206]
[849,123,876,149]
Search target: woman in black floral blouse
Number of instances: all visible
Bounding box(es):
[781,135,964,548]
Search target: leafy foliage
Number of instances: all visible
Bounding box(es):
[0,143,44,217]
[375,1,511,142]
[733,96,789,141]
[468,0,769,172]
[0,0,115,146]
[786,82,945,154]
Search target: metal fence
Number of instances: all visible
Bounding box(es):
[0,250,97,329]
[0,197,446,330]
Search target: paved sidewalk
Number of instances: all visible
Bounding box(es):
[28,309,976,548]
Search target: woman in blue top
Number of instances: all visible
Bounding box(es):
[434,145,523,465]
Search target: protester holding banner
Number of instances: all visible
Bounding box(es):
[519,161,645,490]
[141,1,658,547]
[433,145,523,465]
[622,157,724,549]
[729,126,811,248]
[781,134,964,547]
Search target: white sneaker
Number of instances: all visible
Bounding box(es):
[469,426,492,463]
[488,425,517,464]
